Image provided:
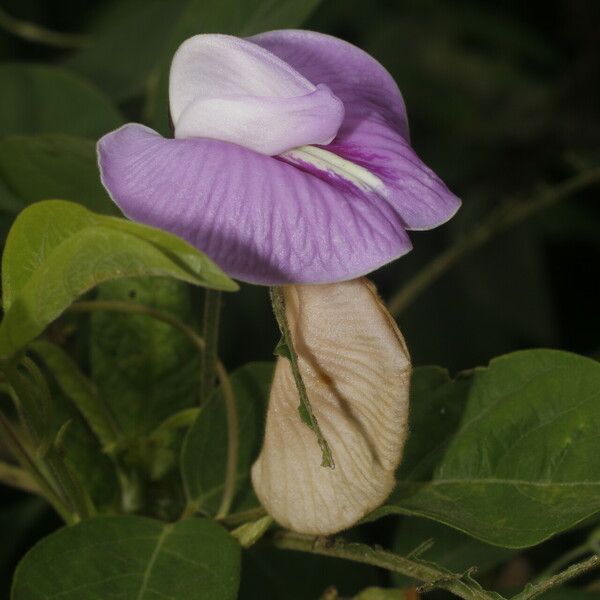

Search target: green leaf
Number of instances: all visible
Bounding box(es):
[0,135,117,216]
[66,0,183,101]
[372,350,600,548]
[0,63,122,138]
[11,516,241,600]
[90,278,199,437]
[29,340,121,450]
[182,362,273,515]
[390,518,513,588]
[0,200,237,358]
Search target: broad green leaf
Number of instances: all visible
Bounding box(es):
[0,200,237,358]
[372,350,600,548]
[0,64,122,138]
[0,135,116,215]
[182,362,273,515]
[90,278,199,436]
[11,516,241,600]
[390,518,512,588]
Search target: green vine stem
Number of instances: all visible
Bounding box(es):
[0,410,74,523]
[273,531,600,600]
[200,289,222,405]
[387,167,600,317]
[270,286,334,469]
[213,360,239,519]
[272,531,496,600]
[1,360,94,521]
[512,555,600,600]
[0,7,88,48]
[69,299,239,520]
[538,541,592,580]
[0,460,40,494]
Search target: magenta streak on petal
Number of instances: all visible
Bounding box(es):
[250,30,461,230]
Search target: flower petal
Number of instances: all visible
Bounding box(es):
[97,124,413,285]
[175,84,344,156]
[169,34,344,155]
[250,29,409,140]
[250,30,461,229]
[251,279,411,535]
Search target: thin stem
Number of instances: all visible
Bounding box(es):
[20,356,54,455]
[200,290,222,404]
[70,299,238,520]
[1,360,94,520]
[70,301,206,353]
[270,287,334,468]
[1,361,45,448]
[0,459,40,494]
[43,445,93,520]
[388,167,600,317]
[214,362,238,519]
[0,7,88,48]
[538,541,592,579]
[272,531,498,600]
[512,555,600,600]
[0,410,73,523]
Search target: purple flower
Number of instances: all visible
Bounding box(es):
[98,30,460,285]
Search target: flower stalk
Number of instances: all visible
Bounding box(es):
[200,289,222,404]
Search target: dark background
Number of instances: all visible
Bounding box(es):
[0,0,599,597]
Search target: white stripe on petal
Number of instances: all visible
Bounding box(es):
[280,145,387,196]
[252,278,411,535]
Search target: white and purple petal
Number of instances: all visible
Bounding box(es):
[169,34,344,155]
[251,30,460,229]
[98,124,412,285]
[98,31,461,284]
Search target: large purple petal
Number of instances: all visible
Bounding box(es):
[169,34,343,155]
[250,30,460,229]
[98,124,412,285]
